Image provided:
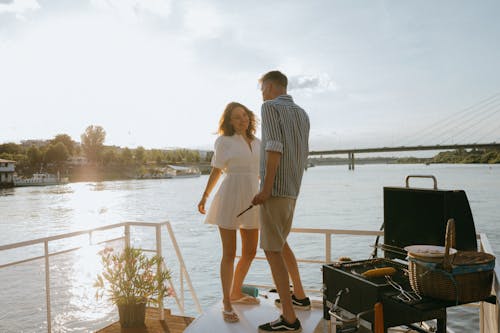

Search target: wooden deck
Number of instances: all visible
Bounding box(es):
[96,307,194,333]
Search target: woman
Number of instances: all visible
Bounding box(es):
[198,102,260,323]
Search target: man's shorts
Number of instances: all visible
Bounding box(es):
[259,196,297,251]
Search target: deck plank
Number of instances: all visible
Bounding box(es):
[95,307,194,333]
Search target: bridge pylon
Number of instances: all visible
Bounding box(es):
[348,152,355,170]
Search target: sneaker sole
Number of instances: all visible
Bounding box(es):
[258,328,302,333]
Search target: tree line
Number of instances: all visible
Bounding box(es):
[0,125,209,177]
[430,148,500,164]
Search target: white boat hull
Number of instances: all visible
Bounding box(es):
[14,173,69,187]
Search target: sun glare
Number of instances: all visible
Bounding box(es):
[60,244,113,326]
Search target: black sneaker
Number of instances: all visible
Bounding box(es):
[258,315,302,332]
[274,295,311,310]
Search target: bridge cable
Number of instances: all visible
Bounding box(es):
[405,95,500,145]
[399,92,500,146]
[398,92,500,145]
[438,104,500,144]
[475,121,500,144]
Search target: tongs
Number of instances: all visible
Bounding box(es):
[385,275,421,303]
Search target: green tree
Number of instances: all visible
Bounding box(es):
[44,142,69,167]
[135,146,146,165]
[103,148,118,166]
[149,149,163,165]
[27,145,43,171]
[120,148,133,166]
[81,125,106,164]
[0,142,21,155]
[51,134,75,156]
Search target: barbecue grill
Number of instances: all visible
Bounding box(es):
[322,175,485,333]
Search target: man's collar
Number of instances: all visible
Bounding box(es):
[274,94,293,102]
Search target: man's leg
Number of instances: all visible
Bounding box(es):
[265,249,297,324]
[282,242,306,299]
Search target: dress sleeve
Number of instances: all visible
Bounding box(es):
[211,136,229,169]
[261,102,283,153]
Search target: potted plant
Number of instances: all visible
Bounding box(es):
[94,247,173,328]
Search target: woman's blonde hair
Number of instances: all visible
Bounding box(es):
[217,102,257,138]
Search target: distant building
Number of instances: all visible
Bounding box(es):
[20,139,50,148]
[68,156,88,166]
[0,159,16,187]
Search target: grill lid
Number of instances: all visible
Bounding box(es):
[383,176,477,260]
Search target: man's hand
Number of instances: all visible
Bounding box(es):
[253,151,281,205]
[252,188,272,205]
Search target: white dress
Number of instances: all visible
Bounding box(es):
[204,134,260,230]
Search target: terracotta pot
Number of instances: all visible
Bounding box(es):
[117,303,146,328]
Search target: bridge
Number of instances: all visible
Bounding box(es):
[309,142,500,170]
[308,91,500,169]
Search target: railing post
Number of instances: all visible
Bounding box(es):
[124,224,131,248]
[155,225,164,320]
[165,222,202,314]
[44,241,52,333]
[325,232,332,263]
[180,262,185,309]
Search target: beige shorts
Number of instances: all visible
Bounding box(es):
[259,196,297,251]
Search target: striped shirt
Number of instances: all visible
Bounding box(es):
[260,94,310,198]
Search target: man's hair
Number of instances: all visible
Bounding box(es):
[259,70,288,88]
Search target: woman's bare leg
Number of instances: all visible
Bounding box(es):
[218,227,237,312]
[231,228,258,300]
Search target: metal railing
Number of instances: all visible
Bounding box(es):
[0,221,202,333]
[1,225,498,332]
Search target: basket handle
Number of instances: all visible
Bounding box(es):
[443,218,456,271]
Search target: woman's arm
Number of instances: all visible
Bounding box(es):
[197,167,223,214]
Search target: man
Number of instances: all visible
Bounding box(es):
[252,70,310,333]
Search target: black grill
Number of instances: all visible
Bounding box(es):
[322,175,479,333]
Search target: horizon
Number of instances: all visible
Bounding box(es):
[1,1,500,152]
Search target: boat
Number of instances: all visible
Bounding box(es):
[13,173,69,187]
[0,175,498,333]
[166,165,201,178]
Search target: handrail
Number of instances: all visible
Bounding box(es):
[0,221,201,333]
[478,233,500,333]
[0,221,161,252]
[1,225,498,332]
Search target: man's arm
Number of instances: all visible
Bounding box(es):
[252,151,281,205]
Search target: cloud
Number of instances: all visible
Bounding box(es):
[288,73,337,94]
[90,0,172,22]
[0,0,40,19]
[182,1,223,39]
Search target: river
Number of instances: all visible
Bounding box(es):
[1,164,499,332]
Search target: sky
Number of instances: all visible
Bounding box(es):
[1,0,500,152]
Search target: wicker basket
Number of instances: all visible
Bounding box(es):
[408,219,495,303]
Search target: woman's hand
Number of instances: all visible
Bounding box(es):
[198,196,207,214]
